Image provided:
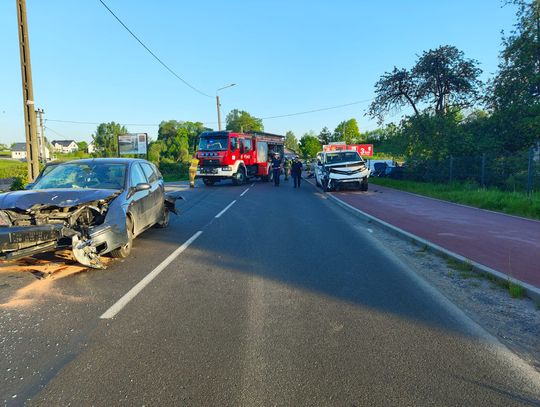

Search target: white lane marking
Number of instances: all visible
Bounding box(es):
[367,228,373,233]
[100,231,203,319]
[240,188,250,197]
[250,183,255,187]
[215,200,237,218]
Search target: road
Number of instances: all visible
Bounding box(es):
[1,179,539,406]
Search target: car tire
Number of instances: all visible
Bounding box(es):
[110,216,133,259]
[360,178,369,191]
[155,205,170,229]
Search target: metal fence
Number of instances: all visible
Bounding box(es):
[398,147,540,195]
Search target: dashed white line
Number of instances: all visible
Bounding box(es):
[250,183,255,187]
[240,188,250,197]
[215,200,237,218]
[100,231,203,319]
[367,228,373,233]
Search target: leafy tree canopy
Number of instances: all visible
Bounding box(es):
[299,131,321,159]
[92,122,128,157]
[157,120,206,163]
[284,130,299,152]
[333,119,361,144]
[318,126,332,145]
[225,109,263,132]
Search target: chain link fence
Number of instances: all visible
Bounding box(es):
[399,147,540,195]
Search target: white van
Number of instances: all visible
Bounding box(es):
[314,150,371,191]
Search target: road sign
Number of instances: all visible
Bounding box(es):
[322,144,374,156]
[118,133,148,156]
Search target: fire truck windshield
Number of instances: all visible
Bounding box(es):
[198,135,229,151]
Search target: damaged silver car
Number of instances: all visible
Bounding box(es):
[0,158,179,269]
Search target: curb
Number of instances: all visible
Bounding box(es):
[304,176,540,303]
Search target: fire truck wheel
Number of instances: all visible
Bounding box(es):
[233,168,246,185]
[203,178,215,186]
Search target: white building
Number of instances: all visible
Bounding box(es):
[87,142,96,154]
[51,140,78,154]
[11,142,50,161]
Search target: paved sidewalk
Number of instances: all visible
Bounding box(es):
[332,185,540,290]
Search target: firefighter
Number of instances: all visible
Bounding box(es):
[283,157,291,181]
[189,155,199,188]
[291,156,303,188]
[271,152,282,186]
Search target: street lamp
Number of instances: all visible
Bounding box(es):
[216,83,236,131]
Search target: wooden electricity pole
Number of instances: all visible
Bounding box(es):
[16,0,40,181]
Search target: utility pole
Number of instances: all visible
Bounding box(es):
[216,83,236,132]
[216,95,222,131]
[16,0,40,181]
[36,108,46,164]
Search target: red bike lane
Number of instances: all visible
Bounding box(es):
[333,185,540,290]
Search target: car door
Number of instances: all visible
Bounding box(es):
[128,162,152,235]
[140,162,163,223]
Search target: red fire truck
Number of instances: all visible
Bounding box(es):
[196,131,285,185]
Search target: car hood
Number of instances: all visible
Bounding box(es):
[0,188,120,210]
[325,161,365,168]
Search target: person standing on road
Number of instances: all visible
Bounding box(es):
[189,155,199,188]
[271,153,282,187]
[291,156,303,188]
[283,158,291,181]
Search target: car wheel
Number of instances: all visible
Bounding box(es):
[155,205,170,229]
[360,178,369,191]
[110,216,133,258]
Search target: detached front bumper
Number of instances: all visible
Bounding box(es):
[0,224,76,261]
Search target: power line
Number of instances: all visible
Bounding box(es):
[260,98,373,120]
[45,98,374,128]
[97,0,212,98]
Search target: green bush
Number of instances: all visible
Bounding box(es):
[10,176,26,191]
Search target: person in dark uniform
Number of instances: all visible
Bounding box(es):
[271,153,282,186]
[291,156,303,188]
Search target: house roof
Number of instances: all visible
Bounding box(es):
[11,143,27,152]
[52,140,77,146]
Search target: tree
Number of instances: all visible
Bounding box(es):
[299,131,321,159]
[413,45,482,115]
[368,67,420,123]
[333,119,361,144]
[225,109,263,132]
[369,46,482,122]
[92,122,128,157]
[77,141,88,151]
[318,126,332,145]
[284,131,299,152]
[148,140,164,164]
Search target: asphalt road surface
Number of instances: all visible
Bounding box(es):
[1,178,540,406]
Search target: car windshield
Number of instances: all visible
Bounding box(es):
[32,162,127,190]
[198,136,229,151]
[325,151,362,164]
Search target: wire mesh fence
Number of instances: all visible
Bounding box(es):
[397,147,540,195]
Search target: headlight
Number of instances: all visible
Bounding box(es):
[222,166,232,171]
[0,211,11,227]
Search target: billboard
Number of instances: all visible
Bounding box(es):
[322,143,374,156]
[118,133,148,156]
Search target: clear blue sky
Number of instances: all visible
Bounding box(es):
[0,0,517,145]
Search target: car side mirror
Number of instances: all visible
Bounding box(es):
[134,182,151,192]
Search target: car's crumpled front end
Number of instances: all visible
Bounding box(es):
[0,189,121,269]
[324,160,370,187]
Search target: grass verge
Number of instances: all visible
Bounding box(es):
[371,178,540,220]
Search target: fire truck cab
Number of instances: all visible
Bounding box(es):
[196,131,284,186]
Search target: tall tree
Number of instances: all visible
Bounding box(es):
[284,130,299,152]
[225,109,264,132]
[333,119,361,144]
[369,46,482,122]
[299,131,321,158]
[92,122,128,157]
[318,126,332,145]
[413,45,482,115]
[77,141,88,151]
[368,67,420,123]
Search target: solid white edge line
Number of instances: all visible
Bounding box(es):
[100,231,203,319]
[240,188,250,197]
[215,200,236,218]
